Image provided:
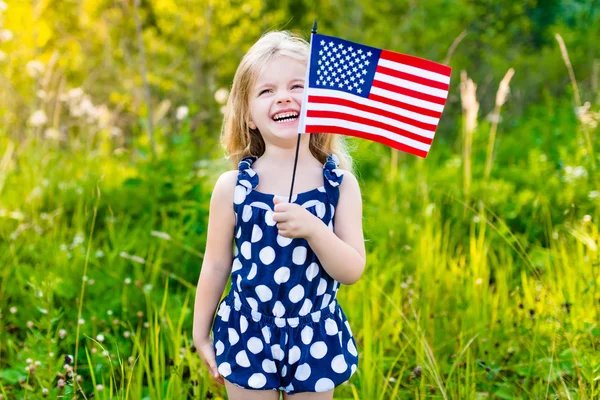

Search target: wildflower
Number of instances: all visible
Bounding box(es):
[0,2,7,12]
[76,375,83,382]
[473,215,481,223]
[111,127,122,136]
[0,29,13,42]
[101,350,109,357]
[124,277,131,284]
[9,306,17,314]
[78,318,85,325]
[0,50,6,62]
[96,384,104,391]
[88,279,95,285]
[42,387,48,396]
[112,319,119,325]
[583,215,592,222]
[107,310,113,316]
[26,358,33,364]
[96,334,105,342]
[59,329,67,339]
[176,106,189,121]
[35,361,41,366]
[95,250,105,258]
[27,321,34,328]
[43,128,64,140]
[412,366,422,378]
[214,88,229,104]
[29,110,48,127]
[123,331,130,338]
[57,379,65,388]
[475,278,483,285]
[49,352,54,357]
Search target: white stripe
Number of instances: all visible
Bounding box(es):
[306,88,440,125]
[379,58,450,84]
[370,86,444,112]
[375,72,449,99]
[305,102,435,139]
[305,117,431,152]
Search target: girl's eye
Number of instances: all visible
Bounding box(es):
[292,84,304,89]
[259,89,272,96]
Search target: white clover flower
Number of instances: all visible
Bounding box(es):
[564,165,588,182]
[68,87,84,100]
[0,29,13,42]
[29,110,48,127]
[589,191,599,200]
[475,278,483,285]
[124,277,131,284]
[96,333,105,342]
[96,384,104,391]
[59,329,67,338]
[26,60,45,78]
[214,88,229,104]
[0,1,7,12]
[43,128,64,140]
[78,318,85,325]
[583,215,592,223]
[96,250,105,258]
[176,105,189,121]
[9,307,17,314]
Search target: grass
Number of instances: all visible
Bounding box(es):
[0,89,599,399]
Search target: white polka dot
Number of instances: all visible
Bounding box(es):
[338,331,343,347]
[305,262,319,281]
[315,378,335,392]
[262,359,277,373]
[289,284,305,303]
[292,246,307,264]
[236,274,242,291]
[277,234,293,247]
[218,302,230,322]
[274,267,290,284]
[328,220,333,231]
[330,204,335,218]
[236,226,242,238]
[218,362,231,377]
[325,318,338,335]
[315,201,326,218]
[255,285,273,302]
[299,299,313,316]
[248,373,267,388]
[275,318,286,328]
[240,241,251,259]
[321,293,331,309]
[331,354,347,373]
[231,258,242,273]
[228,328,239,346]
[295,363,311,381]
[236,350,250,367]
[233,186,246,204]
[265,210,276,226]
[251,310,261,322]
[310,341,328,359]
[246,297,258,311]
[285,382,295,392]
[289,346,301,364]
[242,205,252,222]
[284,332,288,345]
[261,326,271,344]
[259,246,276,265]
[311,310,322,323]
[247,337,263,354]
[271,344,284,361]
[273,301,285,317]
[345,321,353,336]
[317,278,327,295]
[240,314,248,333]
[281,365,287,377]
[288,317,299,328]
[215,340,224,356]
[301,325,313,345]
[251,224,262,242]
[351,364,357,374]
[348,338,357,357]
[248,263,257,280]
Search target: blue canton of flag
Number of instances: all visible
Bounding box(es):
[309,34,381,98]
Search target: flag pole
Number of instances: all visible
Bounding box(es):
[288,19,317,203]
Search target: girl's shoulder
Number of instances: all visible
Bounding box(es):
[212,170,239,203]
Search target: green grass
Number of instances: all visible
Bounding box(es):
[1,97,599,399]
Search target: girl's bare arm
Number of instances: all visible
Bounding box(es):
[192,170,238,342]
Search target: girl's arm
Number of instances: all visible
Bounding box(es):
[306,171,366,285]
[192,170,237,343]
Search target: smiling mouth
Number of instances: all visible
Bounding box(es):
[272,111,299,124]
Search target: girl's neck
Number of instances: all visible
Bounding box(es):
[256,140,318,170]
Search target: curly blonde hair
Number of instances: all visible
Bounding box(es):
[220,30,355,173]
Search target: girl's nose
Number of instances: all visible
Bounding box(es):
[276,91,292,104]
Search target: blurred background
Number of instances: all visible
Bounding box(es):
[0,0,599,399]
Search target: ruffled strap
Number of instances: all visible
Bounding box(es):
[233,156,259,216]
[323,153,344,208]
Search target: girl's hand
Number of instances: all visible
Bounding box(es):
[272,195,319,239]
[195,336,224,385]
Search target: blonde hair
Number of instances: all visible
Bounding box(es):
[220,30,355,173]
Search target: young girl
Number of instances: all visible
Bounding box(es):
[193,30,366,400]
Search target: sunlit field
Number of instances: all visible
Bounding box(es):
[1,1,599,399]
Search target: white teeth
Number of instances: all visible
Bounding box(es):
[273,111,298,121]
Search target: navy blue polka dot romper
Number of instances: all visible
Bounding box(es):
[211,153,359,395]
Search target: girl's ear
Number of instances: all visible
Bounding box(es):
[249,120,257,130]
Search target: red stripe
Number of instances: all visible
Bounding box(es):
[376,65,449,91]
[380,50,451,77]
[368,93,442,118]
[305,125,429,158]
[307,95,438,132]
[372,80,447,105]
[306,110,433,145]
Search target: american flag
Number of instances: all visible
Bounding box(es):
[297,33,452,158]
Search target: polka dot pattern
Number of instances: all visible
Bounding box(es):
[210,153,357,395]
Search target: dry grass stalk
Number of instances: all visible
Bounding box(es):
[460,70,479,202]
[484,68,515,183]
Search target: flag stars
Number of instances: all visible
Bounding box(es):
[338,43,343,49]
[320,40,325,46]
[360,78,365,84]
[348,46,354,52]
[357,49,363,54]
[357,88,362,94]
[342,49,347,55]
[367,51,372,56]
[361,54,366,60]
[365,60,370,66]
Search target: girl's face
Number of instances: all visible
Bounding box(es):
[248,56,306,142]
